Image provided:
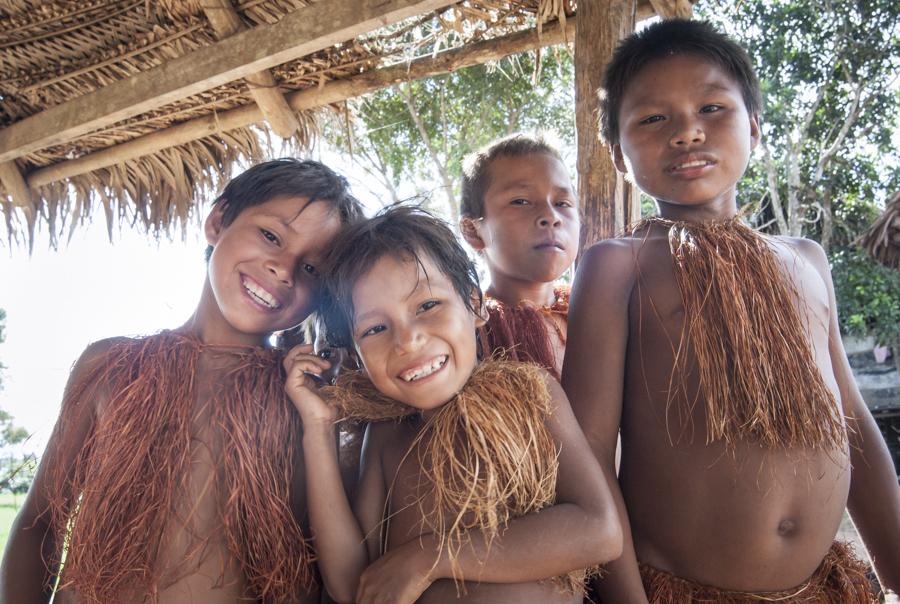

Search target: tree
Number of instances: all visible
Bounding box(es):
[699,0,900,250]
[0,308,32,492]
[324,48,576,221]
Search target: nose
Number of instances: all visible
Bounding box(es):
[669,116,706,148]
[536,200,562,228]
[393,322,424,354]
[264,253,293,287]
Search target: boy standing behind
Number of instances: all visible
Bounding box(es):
[1,159,363,603]
[460,135,579,378]
[563,19,900,602]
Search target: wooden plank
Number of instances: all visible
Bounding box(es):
[201,0,300,139]
[575,0,635,255]
[0,0,455,163]
[0,161,34,209]
[28,19,576,189]
[648,0,694,18]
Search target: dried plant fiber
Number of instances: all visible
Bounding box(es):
[324,359,592,594]
[46,331,314,603]
[633,217,847,452]
[640,541,876,603]
[479,286,570,380]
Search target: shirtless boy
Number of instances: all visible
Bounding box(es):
[0,159,363,603]
[562,19,900,602]
[285,206,621,604]
[460,134,579,378]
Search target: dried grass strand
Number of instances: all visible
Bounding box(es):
[324,360,592,594]
[633,217,847,452]
[479,286,569,380]
[46,331,314,603]
[640,541,876,603]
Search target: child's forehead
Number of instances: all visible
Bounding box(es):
[485,153,574,192]
[351,252,457,310]
[623,54,741,105]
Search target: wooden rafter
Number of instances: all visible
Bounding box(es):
[0,0,455,164]
[200,0,300,139]
[28,18,578,189]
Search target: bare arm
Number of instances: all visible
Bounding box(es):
[356,371,623,603]
[805,241,900,590]
[561,240,650,604]
[285,346,383,603]
[0,339,113,603]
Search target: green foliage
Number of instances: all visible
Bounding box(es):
[0,308,32,493]
[699,0,900,241]
[325,48,576,219]
[830,249,900,345]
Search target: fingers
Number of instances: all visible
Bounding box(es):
[283,344,332,375]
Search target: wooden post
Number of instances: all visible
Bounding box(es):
[201,0,301,139]
[648,0,694,18]
[0,161,34,210]
[575,0,635,257]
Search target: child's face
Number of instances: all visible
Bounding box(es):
[612,54,760,215]
[466,153,579,285]
[350,253,482,411]
[205,196,342,338]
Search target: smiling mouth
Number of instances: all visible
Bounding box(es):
[242,276,281,310]
[400,355,448,382]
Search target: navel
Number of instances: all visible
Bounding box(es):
[777,518,798,537]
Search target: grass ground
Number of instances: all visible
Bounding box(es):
[0,491,23,555]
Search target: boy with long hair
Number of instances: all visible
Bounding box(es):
[285,206,622,603]
[1,159,363,603]
[563,19,900,602]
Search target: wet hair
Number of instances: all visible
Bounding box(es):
[206,158,364,259]
[322,205,481,349]
[460,133,565,219]
[599,19,762,146]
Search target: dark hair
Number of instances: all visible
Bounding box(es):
[206,158,364,259]
[322,205,481,349]
[460,133,565,219]
[599,19,762,145]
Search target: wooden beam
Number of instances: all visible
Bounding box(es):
[576,0,636,255]
[0,0,455,164]
[200,0,300,139]
[28,19,576,189]
[648,0,694,18]
[0,161,34,209]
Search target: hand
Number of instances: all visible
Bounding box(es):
[355,542,438,604]
[283,344,336,425]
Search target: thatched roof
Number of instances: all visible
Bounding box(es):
[3,0,656,246]
[859,190,900,270]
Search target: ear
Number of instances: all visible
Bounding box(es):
[611,144,628,174]
[459,216,486,252]
[470,290,489,328]
[204,203,226,246]
[748,113,761,151]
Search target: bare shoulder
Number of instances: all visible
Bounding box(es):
[772,235,831,278]
[574,237,646,303]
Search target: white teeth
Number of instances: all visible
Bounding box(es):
[401,356,448,382]
[675,160,710,169]
[243,278,280,309]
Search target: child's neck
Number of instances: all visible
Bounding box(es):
[486,275,558,308]
[655,195,739,223]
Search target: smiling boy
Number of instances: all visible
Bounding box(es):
[285,206,621,604]
[461,135,579,378]
[562,19,900,602]
[1,159,363,603]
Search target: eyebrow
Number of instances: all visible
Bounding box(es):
[627,81,736,110]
